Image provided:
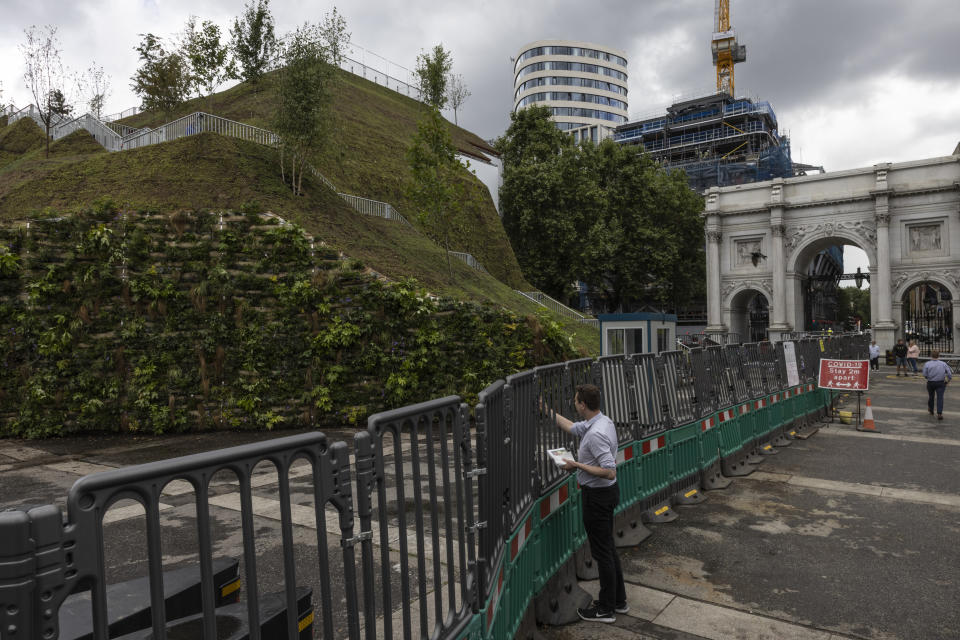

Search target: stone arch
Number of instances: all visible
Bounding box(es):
[726,287,770,342]
[892,272,960,304]
[786,229,876,274]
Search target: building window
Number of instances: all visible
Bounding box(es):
[657,328,670,353]
[608,329,625,355]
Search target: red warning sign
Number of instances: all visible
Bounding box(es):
[818,359,870,391]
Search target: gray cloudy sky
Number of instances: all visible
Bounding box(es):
[2,0,959,172]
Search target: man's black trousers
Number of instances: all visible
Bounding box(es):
[581,483,626,611]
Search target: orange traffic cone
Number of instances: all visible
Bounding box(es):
[857,397,880,433]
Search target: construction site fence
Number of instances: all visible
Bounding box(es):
[0,332,866,638]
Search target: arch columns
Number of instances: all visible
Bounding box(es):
[767,180,792,341]
[704,191,727,334]
[872,164,897,348]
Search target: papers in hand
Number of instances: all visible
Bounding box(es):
[547,447,574,468]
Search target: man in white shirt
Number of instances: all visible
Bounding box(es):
[869,341,880,372]
[546,383,627,623]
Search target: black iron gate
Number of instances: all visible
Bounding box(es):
[902,282,954,356]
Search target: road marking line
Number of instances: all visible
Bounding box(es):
[46,461,117,476]
[0,444,49,461]
[742,471,960,507]
[207,493,460,568]
[818,428,960,447]
[652,595,834,640]
[103,502,174,525]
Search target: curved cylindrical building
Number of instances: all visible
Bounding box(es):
[513,40,629,142]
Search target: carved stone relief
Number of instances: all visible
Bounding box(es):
[734,239,762,266]
[722,279,773,300]
[706,230,723,244]
[908,223,943,253]
[890,269,960,294]
[783,220,877,252]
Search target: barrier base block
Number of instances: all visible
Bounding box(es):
[641,500,677,523]
[614,505,653,547]
[515,605,550,640]
[534,557,592,626]
[772,428,794,447]
[701,462,733,490]
[793,426,820,440]
[758,442,779,456]
[672,485,707,506]
[721,451,755,477]
[575,542,599,580]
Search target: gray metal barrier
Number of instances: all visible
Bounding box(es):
[626,353,670,436]
[596,355,638,444]
[0,334,867,640]
[358,397,476,640]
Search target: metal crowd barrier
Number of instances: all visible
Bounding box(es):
[0,335,865,639]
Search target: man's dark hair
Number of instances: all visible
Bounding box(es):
[932,350,940,358]
[575,384,602,411]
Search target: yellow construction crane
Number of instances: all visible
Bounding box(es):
[711,0,746,95]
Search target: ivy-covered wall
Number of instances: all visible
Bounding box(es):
[0,201,575,437]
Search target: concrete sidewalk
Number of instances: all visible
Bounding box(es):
[537,367,960,640]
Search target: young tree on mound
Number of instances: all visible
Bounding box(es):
[229,0,277,86]
[131,33,191,115]
[273,9,349,196]
[446,72,470,126]
[406,106,468,277]
[415,44,453,109]
[181,16,230,111]
[20,25,78,158]
[83,63,111,121]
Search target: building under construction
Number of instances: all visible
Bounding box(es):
[613,92,795,191]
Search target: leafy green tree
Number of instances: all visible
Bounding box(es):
[273,11,349,195]
[415,44,453,109]
[495,105,585,299]
[406,106,467,276]
[579,143,704,312]
[496,105,705,311]
[837,286,871,328]
[182,17,230,109]
[229,0,277,85]
[131,33,191,114]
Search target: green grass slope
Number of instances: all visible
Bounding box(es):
[0,126,599,355]
[113,68,521,287]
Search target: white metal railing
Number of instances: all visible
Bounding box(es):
[448,251,488,274]
[120,112,279,151]
[338,194,412,227]
[100,106,141,123]
[515,290,599,327]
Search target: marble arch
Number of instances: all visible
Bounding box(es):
[704,150,960,348]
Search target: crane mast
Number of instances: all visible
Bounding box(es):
[711,0,746,95]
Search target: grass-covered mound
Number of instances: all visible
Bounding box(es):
[0,117,46,170]
[112,68,520,287]
[0,202,577,437]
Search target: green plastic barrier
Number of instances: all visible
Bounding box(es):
[716,405,743,458]
[666,421,701,489]
[698,412,721,469]
[614,443,641,514]
[638,431,672,505]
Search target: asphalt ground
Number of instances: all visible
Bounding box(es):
[540,367,960,640]
[2,366,958,639]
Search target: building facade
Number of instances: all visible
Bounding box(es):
[704,149,960,352]
[513,40,629,143]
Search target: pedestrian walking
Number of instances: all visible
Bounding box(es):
[907,341,920,376]
[922,350,953,420]
[543,384,627,623]
[869,341,880,372]
[893,339,908,376]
